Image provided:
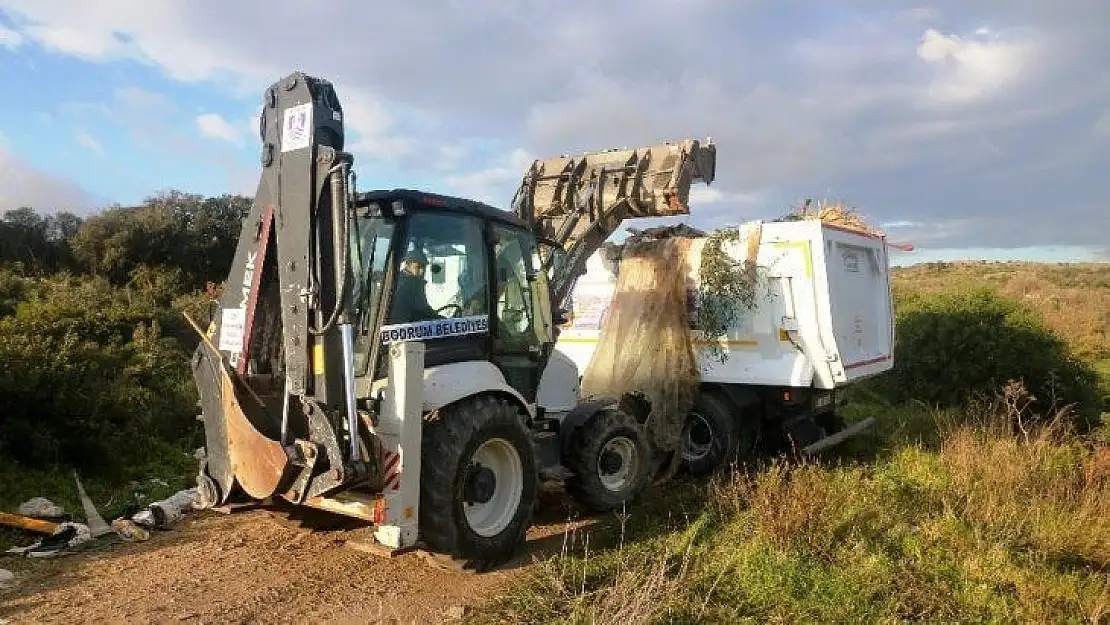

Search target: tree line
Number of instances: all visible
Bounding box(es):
[0,190,250,287]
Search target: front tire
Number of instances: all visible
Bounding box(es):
[419,394,538,567]
[564,409,652,512]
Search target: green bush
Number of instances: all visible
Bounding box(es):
[870,288,1102,426]
[0,272,200,476]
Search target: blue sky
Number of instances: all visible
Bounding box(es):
[1,1,1108,265]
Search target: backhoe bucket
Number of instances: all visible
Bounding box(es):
[217,361,290,499]
[189,311,293,504]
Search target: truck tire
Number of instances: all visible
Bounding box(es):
[564,408,652,512]
[418,394,538,567]
[680,393,737,476]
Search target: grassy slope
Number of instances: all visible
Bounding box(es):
[477,401,1109,624]
[477,261,1110,624]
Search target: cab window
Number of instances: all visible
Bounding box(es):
[386,213,488,325]
[491,225,539,349]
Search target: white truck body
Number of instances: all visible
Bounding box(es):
[553,219,895,391]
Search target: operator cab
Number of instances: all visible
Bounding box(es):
[351,189,562,402]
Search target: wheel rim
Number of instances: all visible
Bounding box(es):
[597,436,639,492]
[462,437,524,538]
[682,412,714,462]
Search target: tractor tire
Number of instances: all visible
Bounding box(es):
[564,408,653,512]
[418,394,538,568]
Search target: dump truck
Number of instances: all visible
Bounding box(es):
[555,219,895,475]
[188,70,892,569]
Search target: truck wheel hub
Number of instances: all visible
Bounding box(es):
[461,437,525,538]
[464,465,497,504]
[682,412,714,461]
[599,450,623,474]
[598,436,638,492]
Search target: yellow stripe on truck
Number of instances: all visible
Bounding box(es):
[769,240,813,278]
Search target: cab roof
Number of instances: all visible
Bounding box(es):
[356,188,530,230]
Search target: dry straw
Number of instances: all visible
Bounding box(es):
[780,197,883,236]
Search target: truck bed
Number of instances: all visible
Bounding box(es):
[554,219,895,390]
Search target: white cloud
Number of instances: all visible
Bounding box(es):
[196,113,242,145]
[75,130,103,154]
[688,186,764,208]
[0,22,22,48]
[443,148,534,204]
[881,220,924,229]
[1,1,1108,254]
[916,28,1037,104]
[23,23,124,59]
[1095,111,1110,138]
[0,144,97,211]
[435,143,470,171]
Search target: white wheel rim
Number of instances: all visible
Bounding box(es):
[598,436,638,492]
[682,412,713,462]
[463,438,524,538]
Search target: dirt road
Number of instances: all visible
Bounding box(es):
[0,491,595,624]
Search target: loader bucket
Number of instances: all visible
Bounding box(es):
[512,138,717,305]
[517,139,716,242]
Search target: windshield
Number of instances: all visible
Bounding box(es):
[351,215,395,374]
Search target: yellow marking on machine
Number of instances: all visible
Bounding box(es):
[313,343,325,376]
[769,240,813,278]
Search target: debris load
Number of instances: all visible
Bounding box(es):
[580,229,701,457]
[17,498,63,519]
[779,198,883,236]
[131,488,198,529]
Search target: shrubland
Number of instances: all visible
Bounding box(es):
[0,193,243,534]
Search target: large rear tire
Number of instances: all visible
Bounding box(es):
[681,393,761,476]
[564,408,652,512]
[418,394,538,568]
[681,393,739,476]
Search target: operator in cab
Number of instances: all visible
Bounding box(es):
[389,249,440,323]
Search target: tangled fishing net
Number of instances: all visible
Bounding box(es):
[580,228,701,457]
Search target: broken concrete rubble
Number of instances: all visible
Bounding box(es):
[17,497,63,519]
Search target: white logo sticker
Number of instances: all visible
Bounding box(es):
[218,307,246,352]
[379,315,489,344]
[281,103,312,153]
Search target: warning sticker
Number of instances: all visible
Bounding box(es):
[281,103,312,153]
[379,315,489,344]
[218,307,246,352]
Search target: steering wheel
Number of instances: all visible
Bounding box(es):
[435,303,463,318]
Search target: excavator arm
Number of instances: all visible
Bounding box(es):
[511,139,717,306]
[191,71,368,508]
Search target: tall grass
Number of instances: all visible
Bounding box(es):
[480,383,1110,624]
